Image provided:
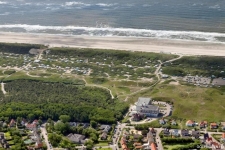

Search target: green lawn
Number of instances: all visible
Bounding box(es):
[164,144,190,150]
[95,142,109,146]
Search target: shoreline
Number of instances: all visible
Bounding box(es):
[0,32,225,56]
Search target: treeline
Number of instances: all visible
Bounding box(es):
[0,80,128,123]
[0,43,45,54]
[49,47,178,63]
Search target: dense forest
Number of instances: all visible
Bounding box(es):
[0,43,45,54]
[0,80,128,123]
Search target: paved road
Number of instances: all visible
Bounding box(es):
[40,124,51,150]
[155,128,164,150]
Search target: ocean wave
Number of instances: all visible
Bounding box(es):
[0,1,7,4]
[0,12,10,15]
[64,1,117,7]
[0,24,225,42]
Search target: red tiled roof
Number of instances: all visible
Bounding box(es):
[206,137,213,142]
[135,145,143,149]
[222,133,225,138]
[26,123,37,128]
[186,120,194,124]
[151,143,157,150]
[210,123,217,126]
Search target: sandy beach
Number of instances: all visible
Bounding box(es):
[0,32,225,56]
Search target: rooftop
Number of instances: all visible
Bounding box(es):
[136,97,152,106]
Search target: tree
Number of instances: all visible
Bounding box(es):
[59,115,71,123]
[54,122,69,134]
[27,114,35,121]
[90,120,97,128]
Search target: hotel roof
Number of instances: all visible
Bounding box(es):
[137,97,152,106]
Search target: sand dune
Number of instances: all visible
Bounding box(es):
[0,32,225,56]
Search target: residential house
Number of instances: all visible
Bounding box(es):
[192,131,200,139]
[100,132,107,140]
[132,113,142,121]
[120,137,129,150]
[26,123,37,131]
[172,129,179,137]
[186,120,195,127]
[221,122,225,130]
[99,125,111,133]
[210,123,218,129]
[21,118,27,126]
[133,97,159,117]
[205,137,213,147]
[159,118,166,125]
[211,142,221,149]
[9,119,15,127]
[69,122,77,127]
[67,133,86,144]
[151,143,157,150]
[181,129,189,137]
[199,121,208,128]
[171,120,177,126]
[163,129,170,136]
[133,143,142,149]
[221,133,225,142]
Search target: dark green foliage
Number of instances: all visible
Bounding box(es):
[3,70,16,75]
[0,80,128,123]
[0,43,45,54]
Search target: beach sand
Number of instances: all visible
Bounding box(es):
[0,32,225,56]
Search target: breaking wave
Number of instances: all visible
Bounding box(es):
[0,24,225,43]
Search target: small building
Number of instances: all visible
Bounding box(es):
[171,120,177,126]
[186,120,195,127]
[99,125,111,133]
[210,123,218,129]
[205,137,213,146]
[211,142,221,149]
[159,118,166,125]
[172,129,179,137]
[9,119,16,127]
[100,132,108,140]
[132,113,142,121]
[221,122,225,130]
[199,121,207,128]
[221,133,225,142]
[204,133,209,140]
[67,133,86,144]
[163,129,170,136]
[181,129,189,137]
[26,123,37,131]
[192,131,200,139]
[151,143,157,150]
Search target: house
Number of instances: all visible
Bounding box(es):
[67,133,86,144]
[133,143,142,149]
[26,123,37,131]
[69,122,77,127]
[100,132,107,140]
[210,123,218,129]
[221,122,225,130]
[151,143,157,150]
[163,129,170,136]
[120,137,129,150]
[186,120,195,127]
[132,113,142,121]
[205,137,213,146]
[211,142,221,149]
[159,118,166,125]
[99,125,111,133]
[171,120,177,125]
[181,129,189,137]
[9,119,15,127]
[199,121,207,128]
[192,131,200,139]
[133,97,159,117]
[172,129,179,137]
[221,133,225,142]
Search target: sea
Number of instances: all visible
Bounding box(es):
[1,0,225,43]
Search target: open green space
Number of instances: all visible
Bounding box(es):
[129,84,225,122]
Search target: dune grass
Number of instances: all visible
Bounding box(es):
[128,84,225,122]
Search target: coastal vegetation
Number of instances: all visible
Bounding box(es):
[162,56,225,78]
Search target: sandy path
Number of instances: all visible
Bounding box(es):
[0,32,225,56]
[1,82,7,94]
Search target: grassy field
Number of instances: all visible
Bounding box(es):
[128,83,225,122]
[96,148,112,150]
[164,144,190,150]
